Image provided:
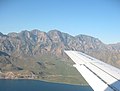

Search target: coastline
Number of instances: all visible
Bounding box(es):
[0,71,88,86]
[0,77,88,86]
[0,79,93,91]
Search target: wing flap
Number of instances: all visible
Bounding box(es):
[74,64,113,91]
[65,50,120,91]
[78,51,120,80]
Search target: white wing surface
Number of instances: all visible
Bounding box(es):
[64,50,120,91]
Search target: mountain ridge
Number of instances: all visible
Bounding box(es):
[0,29,120,84]
[1,29,120,64]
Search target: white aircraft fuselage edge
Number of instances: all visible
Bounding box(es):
[64,50,120,91]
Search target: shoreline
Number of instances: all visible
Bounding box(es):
[0,71,88,86]
[0,78,88,86]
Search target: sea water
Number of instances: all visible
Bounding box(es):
[0,79,93,91]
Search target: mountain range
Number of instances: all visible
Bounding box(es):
[0,29,120,84]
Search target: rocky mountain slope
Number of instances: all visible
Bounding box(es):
[0,29,120,84]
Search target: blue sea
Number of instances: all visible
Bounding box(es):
[0,79,93,91]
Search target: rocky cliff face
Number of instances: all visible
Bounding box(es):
[0,30,105,55]
[0,30,120,83]
[0,30,120,67]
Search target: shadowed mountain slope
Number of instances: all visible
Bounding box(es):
[0,30,120,84]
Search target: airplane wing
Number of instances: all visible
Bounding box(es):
[64,50,120,91]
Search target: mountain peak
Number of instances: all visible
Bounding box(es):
[49,29,61,32]
[0,32,4,36]
[0,29,120,79]
[0,32,8,37]
[31,29,41,35]
[48,30,63,36]
[48,29,62,34]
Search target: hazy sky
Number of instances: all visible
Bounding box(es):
[0,0,120,44]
